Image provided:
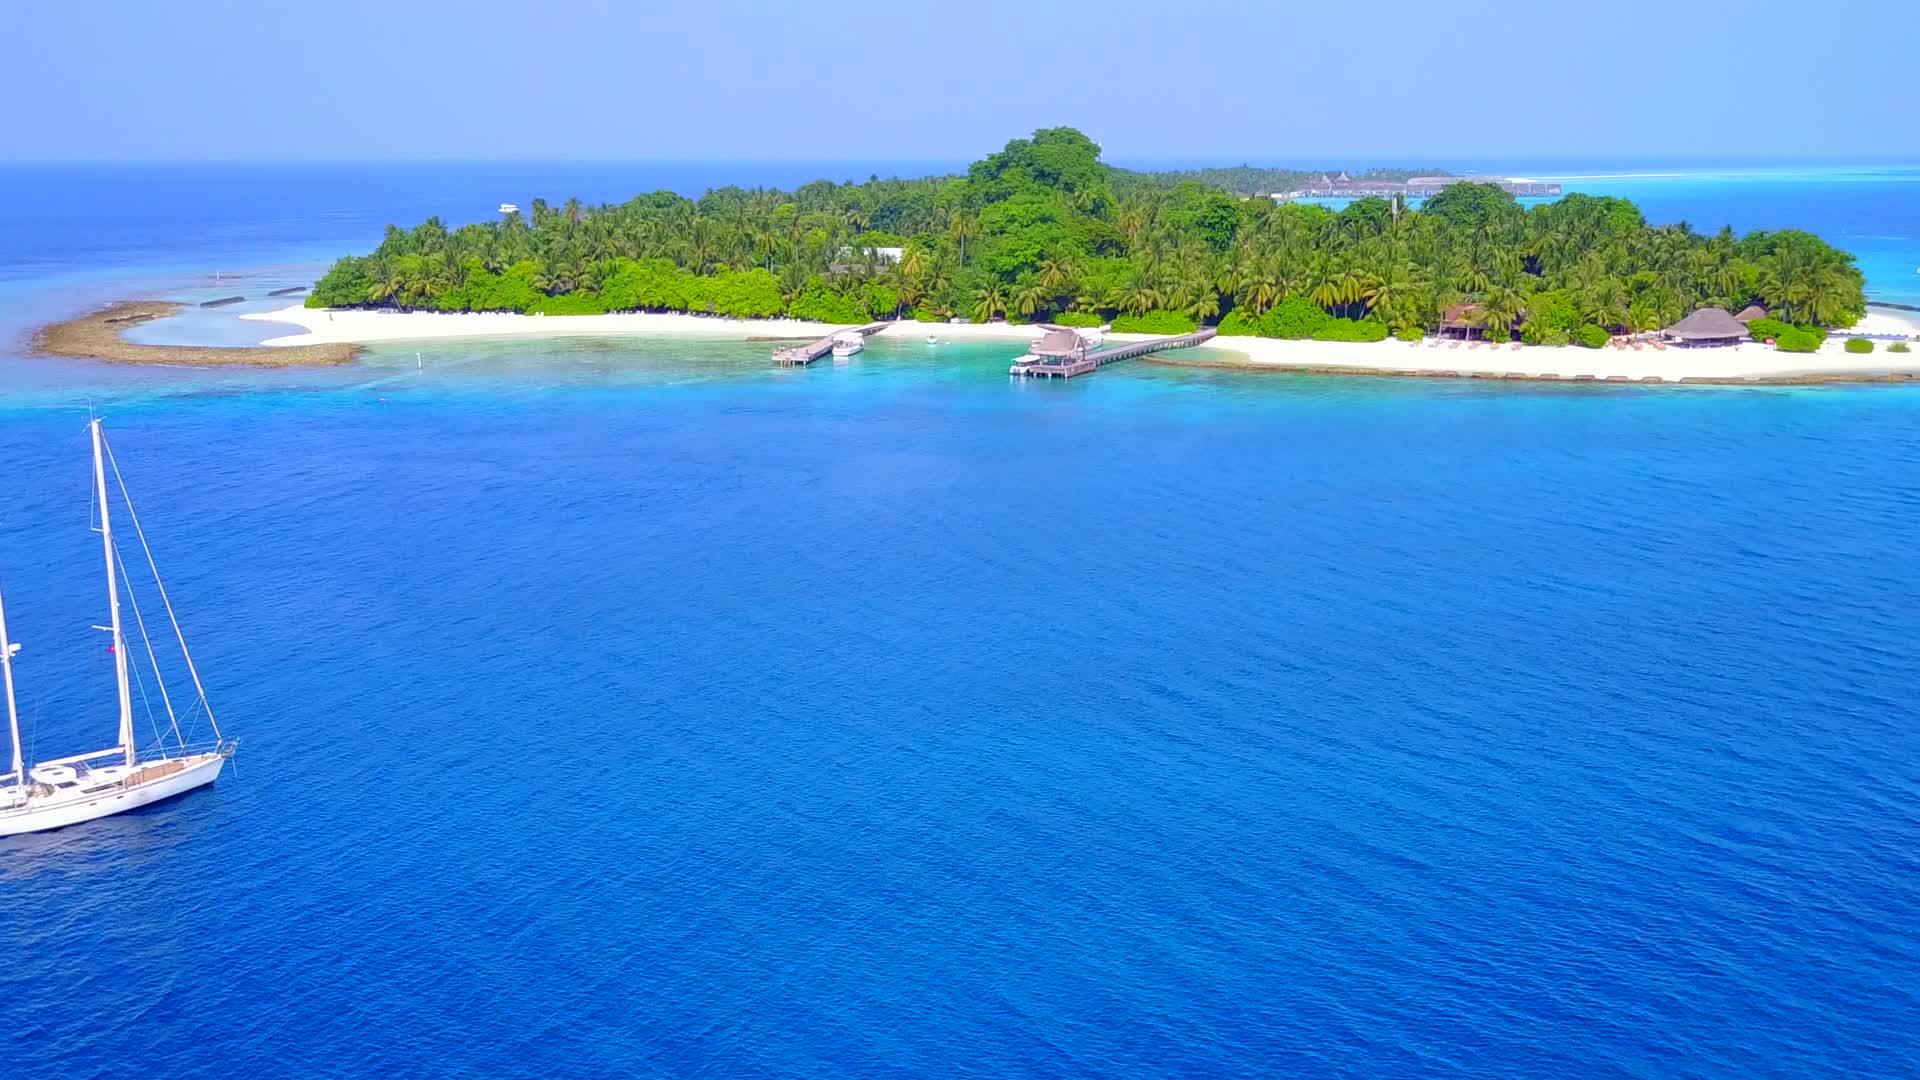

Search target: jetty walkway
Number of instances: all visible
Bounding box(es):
[1010,328,1217,378]
[772,322,889,365]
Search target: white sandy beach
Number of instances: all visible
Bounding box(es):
[242,306,873,346]
[243,304,1920,383]
[1196,335,1920,382]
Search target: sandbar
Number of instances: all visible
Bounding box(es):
[34,301,360,367]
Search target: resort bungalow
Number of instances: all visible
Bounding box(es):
[1009,326,1100,378]
[1440,303,1527,340]
[1733,304,1768,324]
[1439,304,1486,339]
[1663,307,1750,348]
[1031,327,1092,363]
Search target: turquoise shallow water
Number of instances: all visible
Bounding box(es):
[2,166,1920,1078]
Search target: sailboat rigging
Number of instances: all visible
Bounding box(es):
[0,419,236,836]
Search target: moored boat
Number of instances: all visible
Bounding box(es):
[831,330,865,357]
[0,420,235,837]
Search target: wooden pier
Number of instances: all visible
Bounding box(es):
[1010,328,1217,378]
[773,322,889,365]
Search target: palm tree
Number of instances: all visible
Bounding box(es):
[1479,285,1525,340]
[367,262,409,307]
[1308,270,1345,313]
[1809,262,1861,326]
[1110,282,1162,317]
[1013,281,1048,320]
[1458,259,1493,296]
[898,274,927,314]
[1244,265,1283,314]
[754,228,782,272]
[683,217,716,275]
[1116,201,1148,249]
[1366,258,1420,324]
[948,210,977,267]
[408,255,451,304]
[1336,265,1374,318]
[1580,278,1629,330]
[533,261,576,296]
[972,283,1007,323]
[415,217,450,256]
[923,257,955,308]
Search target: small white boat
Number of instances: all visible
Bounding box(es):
[0,420,235,838]
[831,331,865,358]
[925,335,940,345]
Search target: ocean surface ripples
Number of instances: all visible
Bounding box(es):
[0,337,1918,1078]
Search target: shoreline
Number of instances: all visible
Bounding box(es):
[243,302,1920,385]
[1146,353,1920,386]
[1169,311,1920,384]
[238,304,1057,348]
[26,300,1920,384]
[31,301,361,367]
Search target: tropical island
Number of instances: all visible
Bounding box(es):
[305,127,1869,353]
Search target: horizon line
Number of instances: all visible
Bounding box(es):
[5,155,1920,169]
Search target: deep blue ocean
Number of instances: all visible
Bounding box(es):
[2,164,1919,1079]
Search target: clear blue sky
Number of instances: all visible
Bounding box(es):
[5,0,1914,163]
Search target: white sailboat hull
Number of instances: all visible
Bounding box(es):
[0,421,237,841]
[0,752,226,837]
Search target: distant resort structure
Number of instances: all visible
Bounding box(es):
[1274,172,1563,200]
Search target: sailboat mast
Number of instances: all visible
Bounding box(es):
[0,579,23,788]
[91,420,135,767]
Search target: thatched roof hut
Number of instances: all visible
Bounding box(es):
[1664,307,1749,346]
[1033,328,1089,359]
[1440,303,1527,339]
[1733,304,1768,324]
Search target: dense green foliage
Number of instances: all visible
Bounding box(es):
[1051,311,1103,328]
[310,127,1868,337]
[1747,316,1833,348]
[1775,328,1824,353]
[1267,298,1338,339]
[1313,318,1391,342]
[1576,324,1610,348]
[1213,298,1388,342]
[1891,341,1911,353]
[1844,337,1875,353]
[1394,326,1424,342]
[1110,310,1197,334]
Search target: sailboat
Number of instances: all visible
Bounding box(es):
[0,420,235,837]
